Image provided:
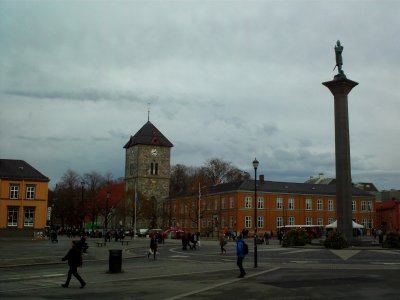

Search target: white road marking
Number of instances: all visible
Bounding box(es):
[329,249,361,261]
[164,267,280,300]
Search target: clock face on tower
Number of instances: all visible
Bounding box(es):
[151,148,158,156]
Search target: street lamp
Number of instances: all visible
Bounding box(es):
[253,158,259,268]
[81,181,85,231]
[104,192,111,242]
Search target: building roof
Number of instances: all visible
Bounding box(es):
[174,179,373,198]
[304,173,335,185]
[123,121,173,149]
[354,182,379,192]
[0,159,50,182]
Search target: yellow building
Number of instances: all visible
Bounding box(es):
[0,159,50,236]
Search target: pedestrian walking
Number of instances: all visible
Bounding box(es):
[61,240,86,288]
[219,235,227,254]
[236,235,246,278]
[148,235,158,259]
[264,232,270,245]
[50,229,58,243]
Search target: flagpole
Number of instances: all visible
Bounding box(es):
[134,183,137,240]
[198,183,201,234]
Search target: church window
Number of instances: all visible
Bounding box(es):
[150,163,159,175]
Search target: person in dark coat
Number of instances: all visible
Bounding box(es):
[61,240,86,288]
[148,235,158,260]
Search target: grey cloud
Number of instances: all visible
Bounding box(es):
[4,89,150,103]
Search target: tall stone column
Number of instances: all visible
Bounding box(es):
[323,78,358,242]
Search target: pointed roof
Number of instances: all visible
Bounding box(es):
[0,159,49,182]
[123,121,173,149]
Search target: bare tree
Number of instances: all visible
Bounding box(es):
[54,169,82,228]
[83,171,106,231]
[203,158,249,185]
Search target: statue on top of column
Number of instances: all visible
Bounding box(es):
[334,40,346,79]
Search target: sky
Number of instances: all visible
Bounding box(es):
[1,0,399,191]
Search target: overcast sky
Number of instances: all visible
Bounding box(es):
[1,0,399,191]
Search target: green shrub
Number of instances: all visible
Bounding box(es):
[323,231,348,249]
[383,232,400,249]
[282,230,309,247]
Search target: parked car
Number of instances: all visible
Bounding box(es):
[138,228,149,237]
[164,229,185,239]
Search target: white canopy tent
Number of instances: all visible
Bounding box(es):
[325,220,364,229]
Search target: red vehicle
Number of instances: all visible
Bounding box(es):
[164,227,185,239]
[148,229,167,238]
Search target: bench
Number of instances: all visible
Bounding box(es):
[96,242,106,247]
[120,240,130,246]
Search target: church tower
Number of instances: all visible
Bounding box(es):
[124,120,173,204]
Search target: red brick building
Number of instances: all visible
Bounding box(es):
[376,200,400,233]
[164,177,375,236]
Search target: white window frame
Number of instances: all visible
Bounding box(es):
[317,217,323,226]
[257,197,264,209]
[317,199,323,211]
[328,199,334,211]
[229,197,234,208]
[8,208,18,226]
[288,216,295,225]
[245,196,252,208]
[24,208,35,227]
[362,218,368,229]
[305,199,312,210]
[257,216,264,228]
[352,200,357,212]
[328,217,334,225]
[288,198,295,210]
[306,217,312,225]
[361,201,367,211]
[276,216,283,227]
[245,216,252,228]
[368,218,373,229]
[10,185,19,199]
[276,197,283,209]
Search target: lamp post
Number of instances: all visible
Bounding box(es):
[104,192,111,242]
[368,201,372,236]
[253,158,259,268]
[81,181,85,231]
[198,183,201,234]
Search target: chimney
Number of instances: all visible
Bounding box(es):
[259,174,264,184]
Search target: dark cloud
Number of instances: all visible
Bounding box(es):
[0,1,399,190]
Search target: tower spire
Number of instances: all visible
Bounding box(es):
[147,102,150,122]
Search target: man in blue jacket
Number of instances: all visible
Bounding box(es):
[236,235,246,278]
